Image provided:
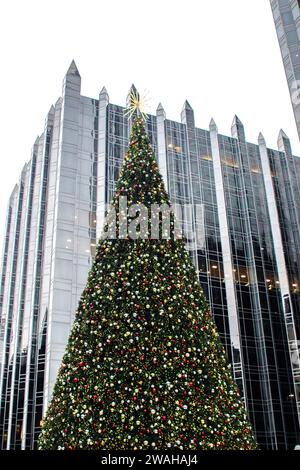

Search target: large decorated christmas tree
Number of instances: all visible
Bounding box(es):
[38,99,257,450]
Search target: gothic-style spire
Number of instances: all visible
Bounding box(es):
[231,115,245,141]
[182,100,193,112]
[278,129,291,155]
[209,118,218,133]
[156,102,166,119]
[126,84,139,106]
[66,60,80,77]
[258,132,266,146]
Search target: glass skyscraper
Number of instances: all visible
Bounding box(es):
[0,61,300,450]
[270,0,300,140]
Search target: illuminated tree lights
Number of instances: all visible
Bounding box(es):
[38,118,257,450]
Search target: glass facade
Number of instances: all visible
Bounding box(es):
[0,62,299,449]
[270,0,300,140]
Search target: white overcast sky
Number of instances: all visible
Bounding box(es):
[0,0,299,255]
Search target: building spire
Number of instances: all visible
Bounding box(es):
[278,128,289,141]
[181,100,194,128]
[55,97,62,107]
[100,86,109,97]
[209,118,218,133]
[126,84,139,107]
[66,60,80,77]
[156,102,166,119]
[258,132,266,146]
[231,115,245,141]
[63,60,81,95]
[182,100,193,112]
[232,115,243,128]
[278,129,292,155]
[99,86,109,104]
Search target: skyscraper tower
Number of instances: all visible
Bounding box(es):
[270,0,300,140]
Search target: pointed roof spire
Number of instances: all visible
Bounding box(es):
[278,129,289,141]
[99,86,109,103]
[10,184,19,202]
[277,129,291,155]
[156,102,166,119]
[66,60,80,77]
[128,83,138,95]
[45,105,55,126]
[126,83,139,106]
[231,115,245,141]
[181,100,195,127]
[126,84,144,120]
[209,118,218,133]
[55,97,62,107]
[100,86,108,96]
[258,132,266,146]
[232,115,243,127]
[182,100,193,111]
[126,83,138,102]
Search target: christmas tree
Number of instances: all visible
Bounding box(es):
[38,105,257,450]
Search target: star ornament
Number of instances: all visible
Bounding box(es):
[124,89,149,122]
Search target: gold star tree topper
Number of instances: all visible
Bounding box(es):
[124,87,149,121]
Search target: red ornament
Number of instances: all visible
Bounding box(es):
[74,378,79,383]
